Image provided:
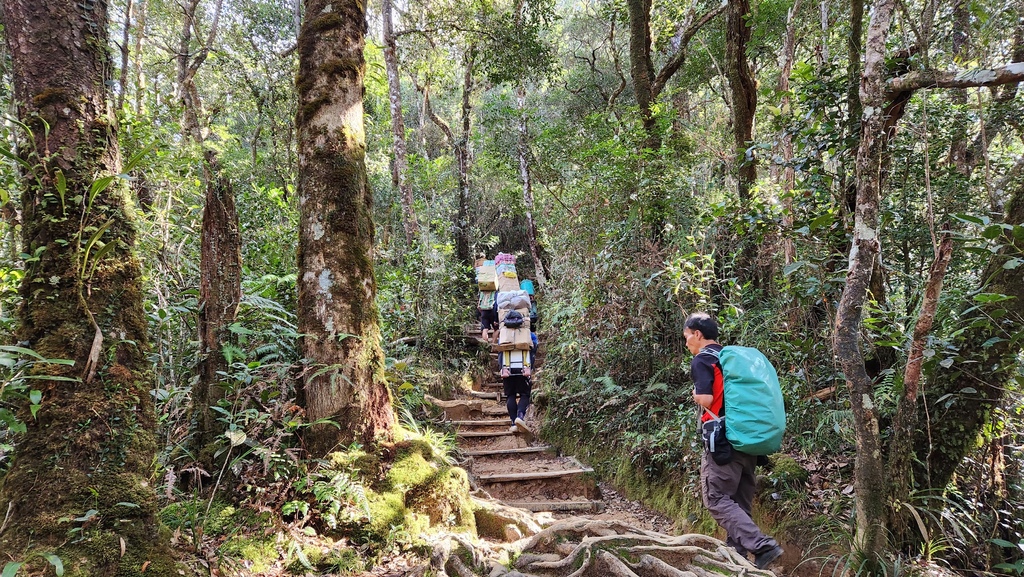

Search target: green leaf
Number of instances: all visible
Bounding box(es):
[982,337,1005,348]
[115,501,140,508]
[29,390,42,404]
[85,239,118,280]
[73,509,99,522]
[991,538,1019,548]
[973,293,1012,303]
[55,170,67,198]
[0,188,8,206]
[0,144,32,171]
[87,175,117,208]
[1003,258,1022,270]
[0,345,46,360]
[42,554,64,576]
[123,142,156,173]
[953,213,987,226]
[782,261,804,276]
[982,224,1004,240]
[225,429,247,447]
[2,561,24,577]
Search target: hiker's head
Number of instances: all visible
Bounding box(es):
[684,312,719,354]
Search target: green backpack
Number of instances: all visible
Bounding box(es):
[709,346,786,455]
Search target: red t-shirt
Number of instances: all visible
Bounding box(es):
[691,344,724,422]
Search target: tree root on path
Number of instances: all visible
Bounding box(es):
[503,517,770,576]
[417,517,774,576]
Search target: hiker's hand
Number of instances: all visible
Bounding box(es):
[500,368,510,378]
[523,367,532,377]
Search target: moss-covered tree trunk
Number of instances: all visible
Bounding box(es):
[0,0,178,573]
[916,182,1024,491]
[296,0,395,458]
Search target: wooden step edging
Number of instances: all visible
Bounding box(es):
[456,430,516,438]
[476,466,595,483]
[450,419,510,426]
[505,500,603,513]
[461,445,554,457]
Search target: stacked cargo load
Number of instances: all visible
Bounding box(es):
[476,259,497,290]
[494,252,520,292]
[496,310,533,352]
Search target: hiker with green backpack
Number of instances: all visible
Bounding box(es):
[685,312,785,570]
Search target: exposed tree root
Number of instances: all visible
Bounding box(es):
[417,517,774,576]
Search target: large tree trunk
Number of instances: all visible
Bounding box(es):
[0,0,176,571]
[383,0,418,246]
[917,180,1024,490]
[626,0,657,145]
[833,0,898,565]
[516,85,548,285]
[726,0,757,203]
[296,0,394,458]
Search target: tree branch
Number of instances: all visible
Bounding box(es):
[886,62,1024,96]
[651,1,727,98]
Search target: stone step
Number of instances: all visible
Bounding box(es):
[504,500,603,513]
[469,390,500,401]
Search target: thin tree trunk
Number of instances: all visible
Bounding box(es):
[0,0,176,570]
[456,48,474,270]
[516,85,548,285]
[177,0,242,456]
[726,0,757,203]
[775,0,801,266]
[296,0,394,457]
[132,0,147,115]
[833,0,897,564]
[117,0,133,112]
[887,231,952,542]
[383,0,417,246]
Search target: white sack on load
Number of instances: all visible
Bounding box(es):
[496,290,529,310]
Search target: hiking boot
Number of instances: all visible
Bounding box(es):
[754,545,783,569]
[509,424,519,432]
[514,417,532,433]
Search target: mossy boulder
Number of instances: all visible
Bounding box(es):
[765,454,809,489]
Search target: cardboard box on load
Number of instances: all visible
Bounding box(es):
[496,274,519,292]
[495,327,517,351]
[513,327,533,350]
[477,264,497,290]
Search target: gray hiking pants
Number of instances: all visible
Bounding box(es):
[700,450,777,556]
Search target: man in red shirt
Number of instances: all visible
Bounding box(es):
[686,312,783,570]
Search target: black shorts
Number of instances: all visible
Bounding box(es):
[480,308,498,330]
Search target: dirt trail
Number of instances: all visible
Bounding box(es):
[417,327,785,576]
